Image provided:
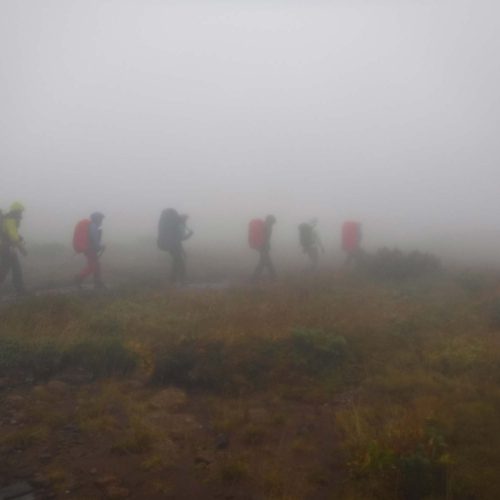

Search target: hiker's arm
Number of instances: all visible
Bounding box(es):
[183,228,194,241]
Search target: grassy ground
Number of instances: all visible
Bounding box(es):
[1,271,500,499]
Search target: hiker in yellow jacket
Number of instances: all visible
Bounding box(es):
[0,202,27,295]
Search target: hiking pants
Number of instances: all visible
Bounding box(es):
[0,249,25,293]
[253,249,276,281]
[344,249,360,268]
[168,246,186,285]
[79,250,102,284]
[305,246,319,269]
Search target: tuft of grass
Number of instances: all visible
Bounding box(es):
[0,426,49,449]
[218,460,249,483]
[290,328,347,375]
[111,421,156,455]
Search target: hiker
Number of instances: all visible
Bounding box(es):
[74,212,106,289]
[0,202,28,295]
[157,209,193,285]
[341,220,362,266]
[179,214,194,245]
[249,215,277,282]
[299,218,324,270]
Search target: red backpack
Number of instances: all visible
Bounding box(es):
[248,219,265,250]
[342,221,361,252]
[73,219,91,253]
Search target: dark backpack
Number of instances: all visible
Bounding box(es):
[299,223,314,248]
[158,209,181,251]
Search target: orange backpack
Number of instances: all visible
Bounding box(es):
[248,219,265,250]
[73,219,91,253]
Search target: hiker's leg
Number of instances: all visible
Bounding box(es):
[263,251,276,279]
[90,253,102,287]
[253,251,265,281]
[309,247,319,270]
[178,252,187,284]
[10,253,25,293]
[169,249,180,284]
[79,251,97,282]
[0,250,11,285]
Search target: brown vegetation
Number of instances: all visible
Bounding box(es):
[1,271,500,498]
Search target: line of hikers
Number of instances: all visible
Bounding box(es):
[0,203,363,294]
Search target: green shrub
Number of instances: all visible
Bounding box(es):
[360,248,441,281]
[0,338,63,379]
[290,328,347,374]
[399,449,447,500]
[151,336,234,391]
[151,329,347,392]
[0,336,137,381]
[349,422,448,499]
[65,338,138,378]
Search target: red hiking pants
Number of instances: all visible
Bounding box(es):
[79,250,101,283]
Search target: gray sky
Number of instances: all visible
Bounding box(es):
[1,0,499,254]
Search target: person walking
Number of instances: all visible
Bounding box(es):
[74,212,106,289]
[157,209,193,285]
[0,202,28,295]
[299,218,324,270]
[250,215,277,282]
[341,220,362,267]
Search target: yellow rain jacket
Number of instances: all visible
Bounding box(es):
[2,215,22,247]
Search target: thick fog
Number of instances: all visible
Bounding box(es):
[1,0,499,264]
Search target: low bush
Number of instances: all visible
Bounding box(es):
[290,328,347,375]
[341,412,449,499]
[151,328,347,392]
[65,338,138,378]
[0,336,137,381]
[359,248,441,281]
[0,338,63,379]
